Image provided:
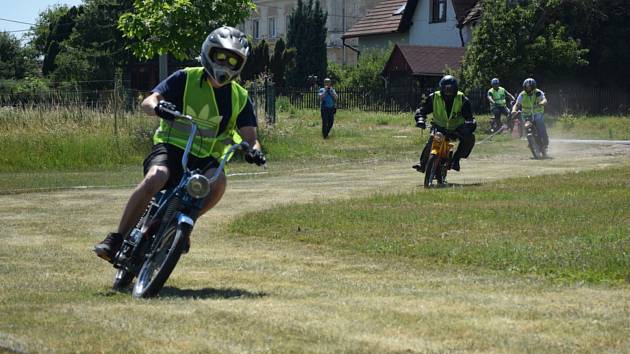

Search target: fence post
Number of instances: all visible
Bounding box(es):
[265,79,276,124]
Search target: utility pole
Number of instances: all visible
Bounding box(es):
[159,53,168,81]
[342,0,346,65]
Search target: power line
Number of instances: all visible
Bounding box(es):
[0,17,35,26]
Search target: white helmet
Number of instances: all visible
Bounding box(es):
[200,26,250,85]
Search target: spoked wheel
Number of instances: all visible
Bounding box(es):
[132,222,190,299]
[424,154,446,188]
[112,269,134,290]
[527,134,543,160]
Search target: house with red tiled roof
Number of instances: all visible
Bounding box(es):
[343,0,481,88]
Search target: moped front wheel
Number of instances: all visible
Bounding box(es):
[132,222,190,298]
[424,154,445,188]
[527,134,543,160]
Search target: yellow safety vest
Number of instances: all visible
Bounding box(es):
[432,91,464,130]
[153,67,248,159]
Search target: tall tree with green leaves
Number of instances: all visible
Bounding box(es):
[0,32,36,80]
[54,0,135,86]
[118,0,255,61]
[40,5,81,76]
[269,38,296,87]
[554,0,630,89]
[286,0,328,88]
[461,0,587,90]
[240,39,270,81]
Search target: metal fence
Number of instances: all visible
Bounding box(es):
[269,86,630,116]
[2,81,628,118]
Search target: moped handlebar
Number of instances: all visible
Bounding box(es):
[158,107,253,180]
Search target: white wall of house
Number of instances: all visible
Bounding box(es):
[246,0,381,64]
[408,0,466,47]
[358,34,409,51]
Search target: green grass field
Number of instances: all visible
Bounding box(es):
[231,166,630,283]
[1,107,629,352]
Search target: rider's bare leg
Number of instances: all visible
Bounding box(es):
[117,165,170,236]
[199,168,227,216]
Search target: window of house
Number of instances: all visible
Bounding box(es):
[430,0,447,23]
[268,17,276,38]
[252,19,260,39]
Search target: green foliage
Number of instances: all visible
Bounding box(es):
[286,0,328,88]
[0,32,38,80]
[241,40,270,81]
[40,6,81,76]
[118,0,255,61]
[554,0,630,90]
[461,0,588,90]
[28,4,71,55]
[269,38,296,87]
[332,48,389,92]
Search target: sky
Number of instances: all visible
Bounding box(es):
[0,0,83,40]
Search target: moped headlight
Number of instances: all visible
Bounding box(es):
[433,131,444,143]
[186,174,211,199]
[524,121,533,128]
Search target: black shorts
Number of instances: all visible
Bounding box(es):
[143,143,219,189]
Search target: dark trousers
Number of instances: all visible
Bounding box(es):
[321,107,335,138]
[418,125,476,166]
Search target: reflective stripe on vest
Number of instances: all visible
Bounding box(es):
[152,67,248,159]
[520,89,544,117]
[432,91,464,130]
[489,87,506,105]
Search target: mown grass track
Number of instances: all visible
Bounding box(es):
[1,138,629,353]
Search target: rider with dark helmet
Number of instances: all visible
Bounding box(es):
[94,26,266,261]
[487,78,515,132]
[412,75,477,172]
[512,77,549,156]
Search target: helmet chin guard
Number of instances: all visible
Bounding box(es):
[200,26,250,86]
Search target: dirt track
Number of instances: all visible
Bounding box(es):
[216,139,630,219]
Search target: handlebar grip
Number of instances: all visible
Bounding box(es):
[239,141,251,152]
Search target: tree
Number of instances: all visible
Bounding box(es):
[0,32,38,80]
[240,40,270,82]
[40,6,81,76]
[338,48,389,92]
[554,0,630,89]
[269,38,296,87]
[29,5,73,55]
[118,0,256,61]
[286,0,328,88]
[461,0,587,90]
[60,0,135,86]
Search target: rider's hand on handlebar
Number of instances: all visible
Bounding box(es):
[154,100,178,121]
[414,109,426,129]
[464,118,477,133]
[245,149,266,166]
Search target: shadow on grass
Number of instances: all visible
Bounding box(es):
[159,286,268,300]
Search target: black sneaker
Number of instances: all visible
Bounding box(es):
[451,159,461,171]
[94,232,123,262]
[412,163,425,173]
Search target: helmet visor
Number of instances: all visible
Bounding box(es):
[442,84,456,96]
[209,48,244,71]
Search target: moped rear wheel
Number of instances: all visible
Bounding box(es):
[132,222,190,298]
[424,154,445,188]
